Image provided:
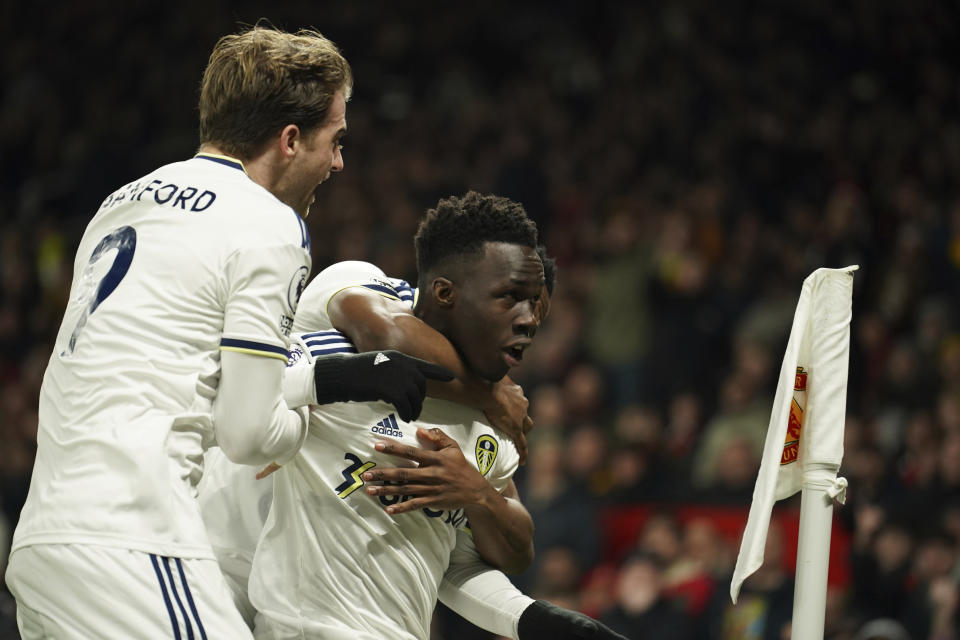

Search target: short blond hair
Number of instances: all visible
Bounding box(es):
[199,25,352,159]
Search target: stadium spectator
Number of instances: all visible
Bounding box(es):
[600,551,695,640]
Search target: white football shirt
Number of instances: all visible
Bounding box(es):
[248,261,520,640]
[13,153,311,560]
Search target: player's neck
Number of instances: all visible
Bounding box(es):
[415,304,445,335]
[199,143,283,198]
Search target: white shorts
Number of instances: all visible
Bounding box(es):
[7,544,253,639]
[253,613,382,640]
[218,554,256,629]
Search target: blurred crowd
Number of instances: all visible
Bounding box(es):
[2,1,959,639]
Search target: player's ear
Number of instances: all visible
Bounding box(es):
[278,124,301,158]
[430,277,455,307]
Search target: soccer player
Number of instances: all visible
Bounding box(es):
[199,244,556,621]
[340,244,624,640]
[246,194,625,639]
[246,192,539,638]
[6,26,449,639]
[201,236,625,639]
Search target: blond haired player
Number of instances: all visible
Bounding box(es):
[6,26,449,639]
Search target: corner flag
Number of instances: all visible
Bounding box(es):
[731,266,857,608]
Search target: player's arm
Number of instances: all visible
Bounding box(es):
[439,533,627,640]
[213,241,313,466]
[328,287,533,463]
[364,427,534,574]
[215,351,308,466]
[466,477,535,574]
[216,250,450,466]
[217,344,451,466]
[280,332,453,423]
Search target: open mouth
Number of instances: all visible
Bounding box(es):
[503,344,527,367]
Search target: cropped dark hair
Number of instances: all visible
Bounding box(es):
[536,245,557,295]
[199,25,352,159]
[414,191,538,282]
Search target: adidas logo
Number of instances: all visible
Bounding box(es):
[373,352,390,366]
[371,413,403,438]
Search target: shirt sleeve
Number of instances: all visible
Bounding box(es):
[282,329,367,408]
[281,335,317,409]
[439,530,533,640]
[214,349,308,465]
[293,260,410,333]
[221,243,311,359]
[214,240,311,465]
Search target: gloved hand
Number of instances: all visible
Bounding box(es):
[518,600,628,640]
[313,350,454,422]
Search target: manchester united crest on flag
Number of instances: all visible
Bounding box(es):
[781,367,808,465]
[475,435,498,476]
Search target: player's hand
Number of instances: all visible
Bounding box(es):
[483,377,533,466]
[362,427,493,515]
[313,351,454,422]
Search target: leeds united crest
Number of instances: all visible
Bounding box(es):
[475,435,498,476]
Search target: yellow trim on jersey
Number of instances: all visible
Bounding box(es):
[194,152,249,175]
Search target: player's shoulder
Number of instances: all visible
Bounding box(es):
[177,155,309,249]
[420,400,520,481]
[307,261,414,303]
[294,261,377,323]
[296,261,386,319]
[311,261,387,288]
[420,399,517,450]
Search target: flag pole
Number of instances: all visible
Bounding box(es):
[791,462,842,640]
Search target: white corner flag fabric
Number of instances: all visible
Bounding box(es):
[731,265,858,604]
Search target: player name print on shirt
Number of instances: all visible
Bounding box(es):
[99,179,217,213]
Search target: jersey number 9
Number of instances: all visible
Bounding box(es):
[63,226,137,356]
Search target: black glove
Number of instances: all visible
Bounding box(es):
[312,350,454,422]
[518,600,629,640]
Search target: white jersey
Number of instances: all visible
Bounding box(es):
[248,261,520,640]
[13,153,311,560]
[198,266,414,621]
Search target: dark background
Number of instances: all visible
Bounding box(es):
[1,2,959,638]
